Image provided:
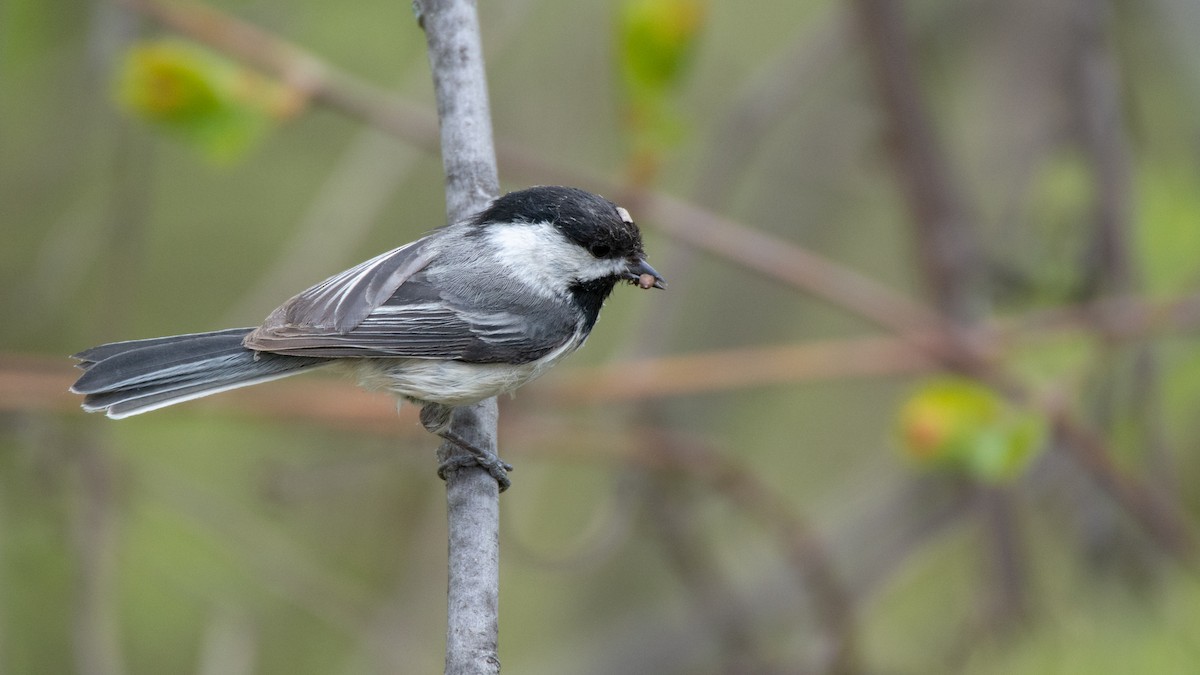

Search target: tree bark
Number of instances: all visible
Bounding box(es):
[413,0,503,672]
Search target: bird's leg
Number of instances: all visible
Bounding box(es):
[420,403,513,492]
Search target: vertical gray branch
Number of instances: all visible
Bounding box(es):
[416,0,500,222]
[412,1,502,673]
[439,399,502,675]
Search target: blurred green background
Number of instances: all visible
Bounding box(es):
[5,0,1200,673]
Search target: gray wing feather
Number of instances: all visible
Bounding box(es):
[244,237,577,363]
[245,239,434,347]
[247,299,571,363]
[256,239,435,335]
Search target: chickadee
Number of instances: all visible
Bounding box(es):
[70,186,665,489]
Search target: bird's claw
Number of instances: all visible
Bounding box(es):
[436,453,513,492]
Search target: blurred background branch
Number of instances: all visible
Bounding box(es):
[6,0,1200,673]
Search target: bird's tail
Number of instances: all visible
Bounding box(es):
[71,328,329,419]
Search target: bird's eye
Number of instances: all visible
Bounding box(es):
[589,243,612,258]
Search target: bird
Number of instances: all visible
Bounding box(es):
[70,186,665,489]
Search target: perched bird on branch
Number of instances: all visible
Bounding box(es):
[70,186,665,489]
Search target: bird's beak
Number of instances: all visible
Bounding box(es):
[625,258,667,290]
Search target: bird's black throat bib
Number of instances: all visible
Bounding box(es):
[568,276,620,334]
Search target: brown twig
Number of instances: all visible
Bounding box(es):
[1050,405,1196,564]
[119,0,444,152]
[620,8,852,357]
[851,0,986,322]
[852,0,1013,630]
[1068,0,1182,566]
[631,190,961,347]
[641,431,859,674]
[643,478,764,674]
[535,335,932,403]
[851,0,1197,589]
[1071,0,1135,297]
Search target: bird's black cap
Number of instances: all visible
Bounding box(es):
[472,186,646,261]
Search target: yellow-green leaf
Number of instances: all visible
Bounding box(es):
[116,40,297,162]
[616,0,705,179]
[896,377,1046,483]
[618,0,705,97]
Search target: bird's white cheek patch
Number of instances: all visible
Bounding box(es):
[485,222,623,293]
[487,222,554,260]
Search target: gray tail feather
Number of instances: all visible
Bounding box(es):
[71,328,329,419]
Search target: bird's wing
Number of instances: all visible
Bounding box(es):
[262,239,437,334]
[244,240,577,363]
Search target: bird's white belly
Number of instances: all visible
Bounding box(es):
[348,333,584,406]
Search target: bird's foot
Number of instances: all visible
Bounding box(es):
[421,403,513,492]
[435,434,514,492]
